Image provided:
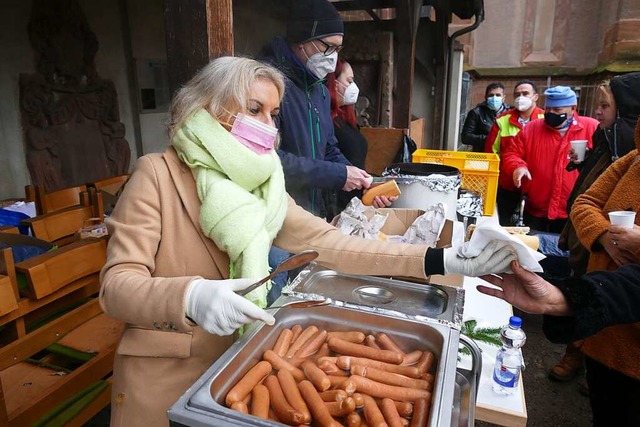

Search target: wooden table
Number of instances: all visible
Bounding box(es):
[461,276,528,427]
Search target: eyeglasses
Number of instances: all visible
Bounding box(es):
[313,38,343,56]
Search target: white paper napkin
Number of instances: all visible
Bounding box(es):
[458,217,546,272]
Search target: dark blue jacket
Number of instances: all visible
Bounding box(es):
[261,37,349,217]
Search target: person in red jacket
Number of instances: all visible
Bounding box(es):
[501,86,599,233]
[485,80,545,225]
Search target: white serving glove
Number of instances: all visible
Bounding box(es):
[443,240,517,277]
[185,278,275,336]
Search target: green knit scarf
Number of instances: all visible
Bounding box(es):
[171,109,288,308]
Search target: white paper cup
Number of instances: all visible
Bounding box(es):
[570,140,588,162]
[609,211,636,229]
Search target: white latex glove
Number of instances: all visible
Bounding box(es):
[185,278,275,336]
[444,240,517,276]
[343,166,372,191]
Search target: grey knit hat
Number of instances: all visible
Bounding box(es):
[286,0,344,44]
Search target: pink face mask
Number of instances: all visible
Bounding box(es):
[230,113,278,154]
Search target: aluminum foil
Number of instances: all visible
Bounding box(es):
[334,197,388,240]
[457,190,483,218]
[403,203,446,247]
[381,169,462,194]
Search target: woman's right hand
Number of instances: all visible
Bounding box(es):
[343,166,371,191]
[185,278,275,336]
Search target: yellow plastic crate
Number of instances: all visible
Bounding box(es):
[412,149,499,216]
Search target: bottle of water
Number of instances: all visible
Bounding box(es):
[492,316,526,395]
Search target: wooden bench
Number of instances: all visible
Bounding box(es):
[0,237,122,426]
[22,190,104,247]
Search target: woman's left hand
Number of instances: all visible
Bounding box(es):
[608,225,640,263]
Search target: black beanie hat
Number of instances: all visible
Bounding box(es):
[286,0,344,44]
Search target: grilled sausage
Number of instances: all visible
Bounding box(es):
[362,394,388,427]
[264,375,305,425]
[401,350,423,366]
[319,389,348,402]
[415,352,435,374]
[375,333,404,355]
[263,350,305,382]
[336,356,421,378]
[327,331,366,343]
[272,328,294,357]
[324,396,356,417]
[286,325,319,358]
[351,365,431,390]
[302,360,331,391]
[277,369,312,424]
[249,384,270,419]
[380,398,404,427]
[294,329,328,359]
[409,398,430,427]
[328,337,404,365]
[298,380,343,427]
[230,401,249,414]
[225,360,272,406]
[349,375,432,402]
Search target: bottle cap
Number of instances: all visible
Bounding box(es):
[509,316,522,328]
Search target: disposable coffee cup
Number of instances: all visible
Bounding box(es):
[570,140,588,162]
[608,211,636,229]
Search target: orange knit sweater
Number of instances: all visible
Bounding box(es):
[571,132,640,380]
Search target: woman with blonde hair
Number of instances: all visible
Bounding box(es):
[100,56,515,426]
[551,73,640,385]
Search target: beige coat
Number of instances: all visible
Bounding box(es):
[100,148,429,426]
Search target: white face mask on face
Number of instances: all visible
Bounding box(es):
[340,81,359,105]
[304,46,338,79]
[515,96,533,112]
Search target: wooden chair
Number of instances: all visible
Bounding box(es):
[34,184,87,215]
[22,190,103,247]
[89,174,130,215]
[361,127,407,176]
[0,238,122,426]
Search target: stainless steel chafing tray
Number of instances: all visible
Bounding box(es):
[168,264,479,427]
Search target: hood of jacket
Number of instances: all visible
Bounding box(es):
[610,72,640,121]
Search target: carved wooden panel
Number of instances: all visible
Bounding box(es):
[19,0,130,192]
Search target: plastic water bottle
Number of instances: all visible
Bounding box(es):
[492,316,526,395]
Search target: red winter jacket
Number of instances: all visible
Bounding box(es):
[501,113,599,219]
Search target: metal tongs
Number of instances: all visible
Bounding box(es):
[236,250,319,297]
[267,299,331,310]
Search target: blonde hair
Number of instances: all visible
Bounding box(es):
[168,56,286,139]
[596,81,615,107]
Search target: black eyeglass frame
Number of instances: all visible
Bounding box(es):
[313,38,343,56]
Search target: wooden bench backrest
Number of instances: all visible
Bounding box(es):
[35,184,87,215]
[90,174,130,192]
[22,205,94,244]
[16,238,107,300]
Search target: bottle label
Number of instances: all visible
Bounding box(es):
[493,364,519,388]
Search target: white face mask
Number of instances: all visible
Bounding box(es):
[340,81,359,105]
[515,96,534,112]
[305,51,338,79]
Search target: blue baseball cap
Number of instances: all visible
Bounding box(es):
[544,86,577,107]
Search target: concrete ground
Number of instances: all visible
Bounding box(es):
[85,308,593,427]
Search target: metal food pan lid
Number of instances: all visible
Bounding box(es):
[284,263,464,329]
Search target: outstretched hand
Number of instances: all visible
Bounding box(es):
[477,261,571,316]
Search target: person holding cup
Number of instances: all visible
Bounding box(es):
[567,118,640,424]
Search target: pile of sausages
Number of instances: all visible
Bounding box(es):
[224,325,436,427]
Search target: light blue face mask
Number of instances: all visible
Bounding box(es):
[486,95,503,111]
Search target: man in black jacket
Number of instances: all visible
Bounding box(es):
[461,82,509,152]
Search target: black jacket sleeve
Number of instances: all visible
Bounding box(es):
[461,108,487,151]
[543,263,640,343]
